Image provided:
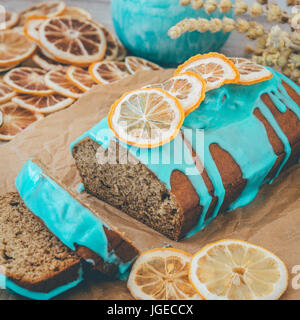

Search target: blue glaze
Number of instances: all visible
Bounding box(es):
[15,160,133,276]
[76,183,85,194]
[71,69,300,238]
[111,0,232,66]
[1,268,82,300]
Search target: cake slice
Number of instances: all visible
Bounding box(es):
[0,192,82,300]
[71,70,300,241]
[15,159,139,278]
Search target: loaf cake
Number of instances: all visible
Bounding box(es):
[0,192,82,300]
[71,69,300,241]
[15,159,139,278]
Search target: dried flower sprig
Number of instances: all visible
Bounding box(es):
[169,1,300,83]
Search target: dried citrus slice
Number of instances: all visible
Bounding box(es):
[0,80,16,104]
[4,67,54,95]
[4,11,20,30]
[0,101,43,141]
[0,30,36,67]
[229,57,273,85]
[145,72,206,116]
[18,1,66,26]
[108,88,184,148]
[45,68,83,99]
[32,50,62,71]
[24,16,47,42]
[61,7,92,20]
[39,16,107,67]
[98,24,118,61]
[89,61,129,84]
[128,248,201,300]
[125,56,162,75]
[175,53,240,91]
[0,62,19,73]
[189,239,288,300]
[116,41,127,61]
[12,93,74,114]
[66,66,96,92]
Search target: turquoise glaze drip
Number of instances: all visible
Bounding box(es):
[15,160,133,276]
[0,268,83,300]
[71,69,300,239]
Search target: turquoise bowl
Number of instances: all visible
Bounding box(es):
[111,0,233,67]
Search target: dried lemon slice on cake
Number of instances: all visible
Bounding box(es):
[0,30,36,67]
[60,6,92,20]
[89,61,129,84]
[18,1,66,26]
[175,52,240,91]
[128,248,201,300]
[45,68,83,99]
[145,72,206,116]
[13,93,74,114]
[39,16,107,67]
[4,67,54,95]
[125,56,162,75]
[0,80,17,104]
[229,58,273,85]
[24,16,47,42]
[189,239,288,300]
[0,101,43,141]
[108,88,184,148]
[67,66,96,92]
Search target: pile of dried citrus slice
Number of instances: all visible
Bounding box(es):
[0,1,164,141]
[108,52,273,148]
[128,240,288,300]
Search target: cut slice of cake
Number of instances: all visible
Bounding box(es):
[0,192,82,300]
[15,159,139,278]
[71,70,300,241]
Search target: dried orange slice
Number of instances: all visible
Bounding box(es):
[0,62,19,73]
[89,61,129,84]
[175,53,240,91]
[128,248,201,300]
[0,80,16,104]
[0,101,43,141]
[116,41,127,61]
[3,11,20,30]
[24,16,47,42]
[39,16,107,67]
[108,88,184,148]
[0,30,36,67]
[98,24,118,61]
[12,93,74,114]
[18,1,66,26]
[61,7,92,20]
[4,67,54,95]
[189,239,288,300]
[66,66,96,92]
[32,50,61,71]
[145,72,206,116]
[229,57,273,85]
[45,68,83,99]
[125,56,162,75]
